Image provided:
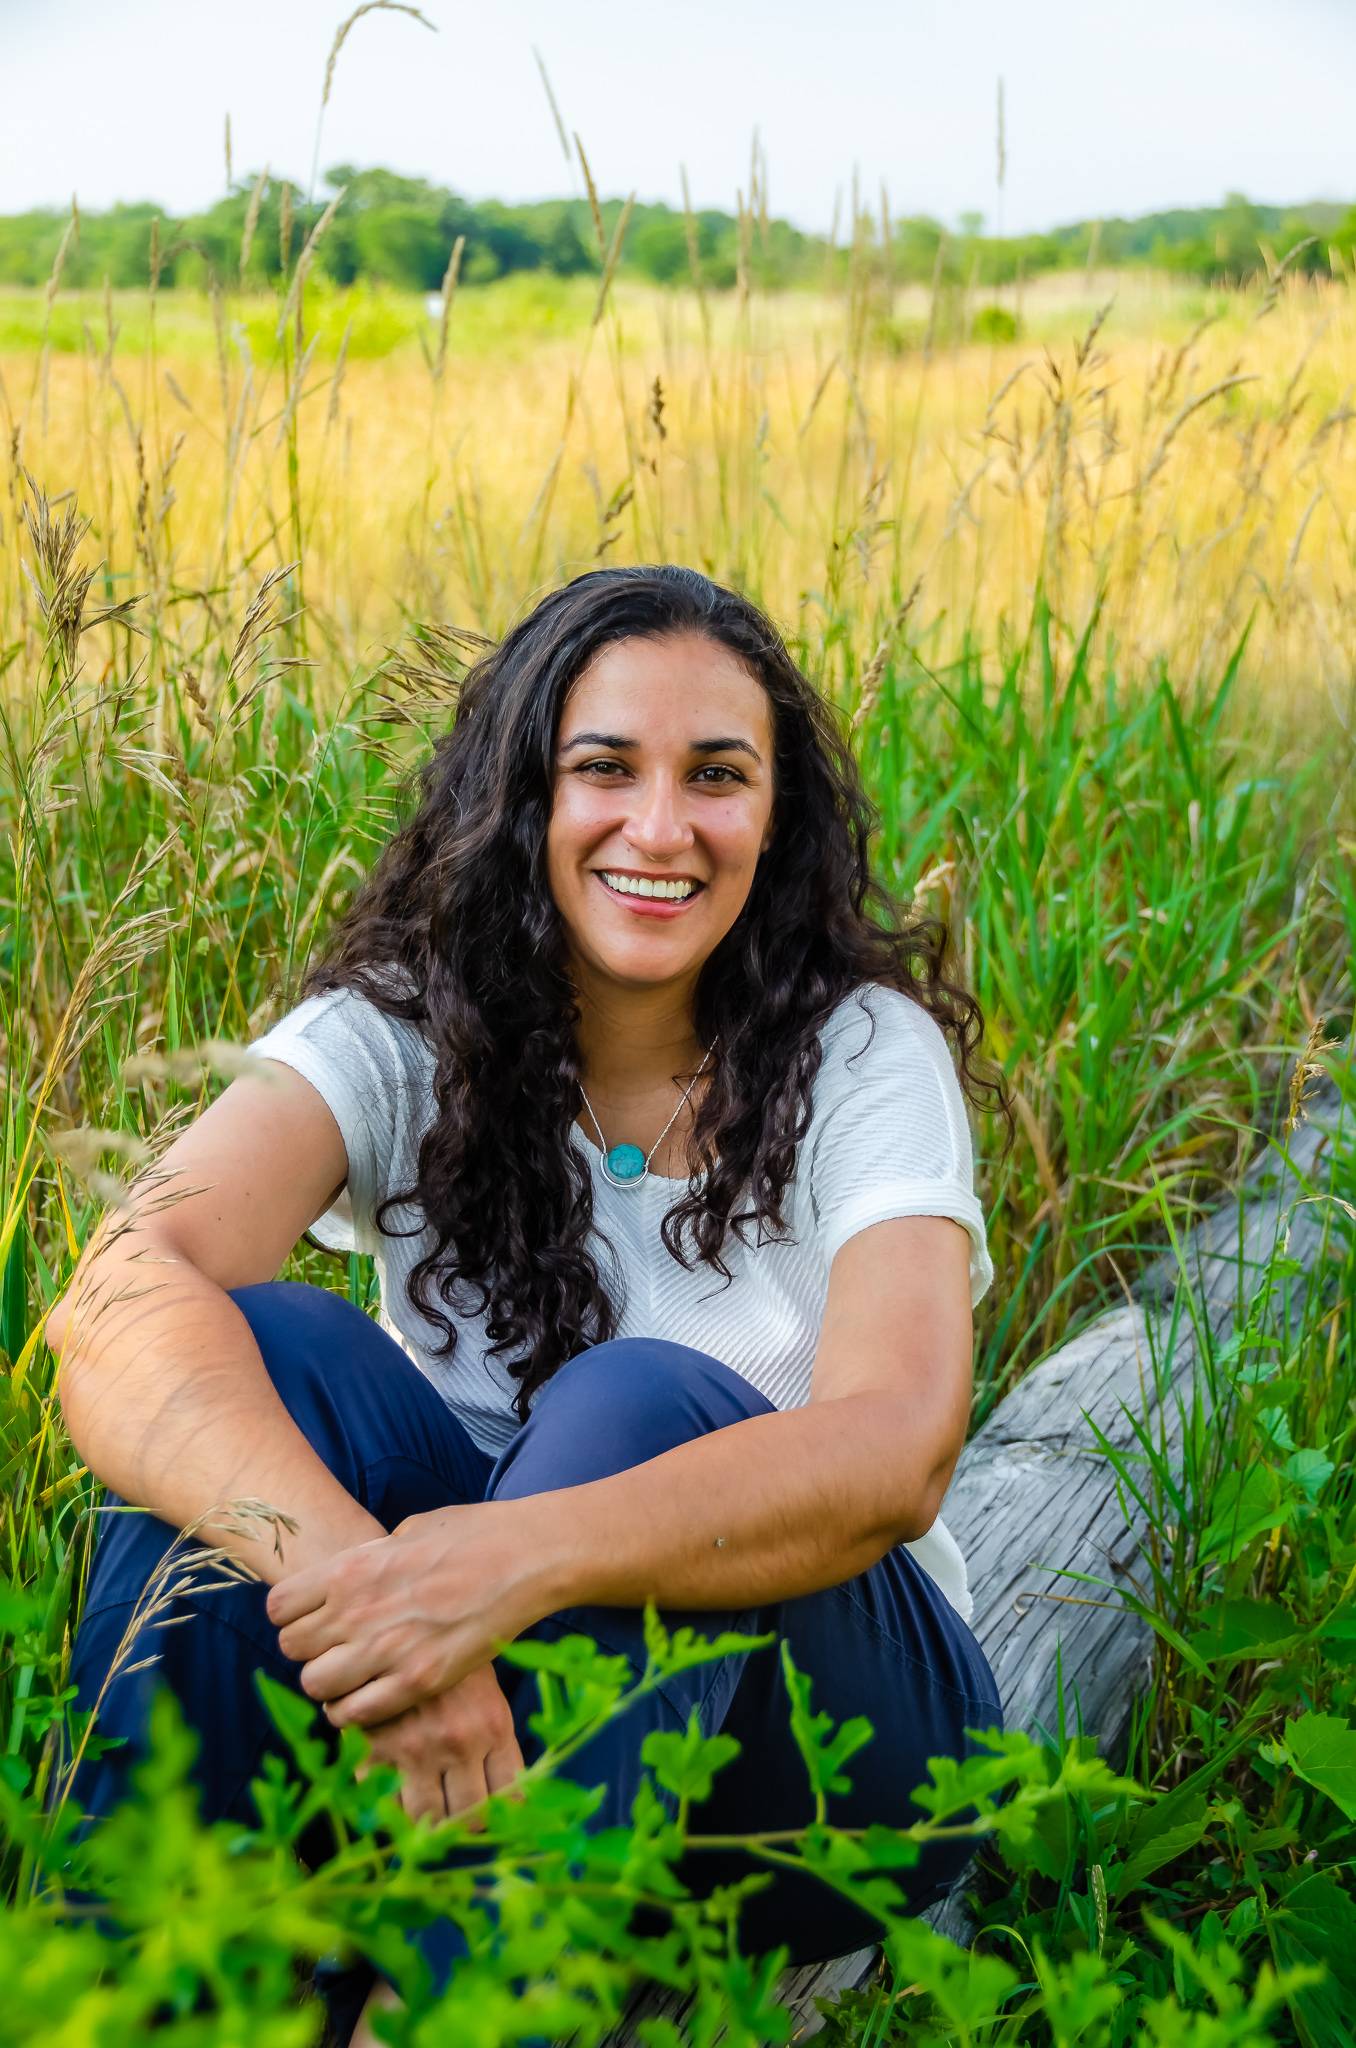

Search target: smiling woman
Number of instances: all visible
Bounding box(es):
[546,634,775,1185]
[48,563,1015,2046]
[549,639,773,957]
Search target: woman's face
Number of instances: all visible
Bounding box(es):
[546,631,776,999]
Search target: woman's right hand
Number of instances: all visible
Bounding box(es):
[360,1660,527,1826]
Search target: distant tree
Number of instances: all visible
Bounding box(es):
[0,211,70,286]
[0,171,1350,296]
[531,202,594,276]
[629,217,688,284]
[892,215,946,277]
[350,207,448,289]
[1214,190,1263,279]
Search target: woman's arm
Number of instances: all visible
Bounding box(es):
[51,1057,536,1824]
[532,1404,940,1614]
[268,1214,978,1726]
[47,1063,388,1582]
[517,1211,975,1611]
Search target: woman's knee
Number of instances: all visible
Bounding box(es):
[488,1335,772,1497]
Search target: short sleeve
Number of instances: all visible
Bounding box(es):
[807,986,994,1308]
[242,986,414,1257]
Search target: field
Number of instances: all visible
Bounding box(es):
[2,230,1355,2042]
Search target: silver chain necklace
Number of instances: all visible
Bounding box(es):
[578,1043,717,1190]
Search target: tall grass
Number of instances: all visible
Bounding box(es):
[0,135,1354,2040]
[4,243,1356,698]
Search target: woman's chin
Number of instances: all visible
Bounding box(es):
[584,936,707,988]
[607,955,703,989]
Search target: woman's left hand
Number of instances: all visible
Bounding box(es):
[265,1499,559,1728]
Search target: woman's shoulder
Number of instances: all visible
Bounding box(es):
[247,970,434,1084]
[814,979,954,1077]
[806,980,970,1162]
[802,982,988,1294]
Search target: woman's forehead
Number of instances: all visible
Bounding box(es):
[563,634,770,734]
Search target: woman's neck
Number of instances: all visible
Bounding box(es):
[572,971,707,1094]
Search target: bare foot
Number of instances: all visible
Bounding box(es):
[348,1977,403,2048]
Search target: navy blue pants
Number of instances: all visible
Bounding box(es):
[63,1281,1002,2037]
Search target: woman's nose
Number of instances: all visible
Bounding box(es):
[624,778,694,856]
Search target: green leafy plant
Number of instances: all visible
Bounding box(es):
[1,1592,1136,2043]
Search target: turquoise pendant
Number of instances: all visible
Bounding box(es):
[606,1143,647,1183]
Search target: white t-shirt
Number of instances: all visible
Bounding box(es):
[245,979,994,1623]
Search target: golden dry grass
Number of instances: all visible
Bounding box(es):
[1,265,1353,731]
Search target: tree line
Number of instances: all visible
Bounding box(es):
[1,168,1351,293]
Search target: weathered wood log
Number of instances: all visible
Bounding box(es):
[604,1044,1353,2041]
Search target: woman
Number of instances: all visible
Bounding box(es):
[48,564,1012,2045]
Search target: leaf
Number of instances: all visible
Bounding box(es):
[1226,1895,1260,1942]
[640,1599,777,1682]
[796,1821,916,1929]
[1284,1447,1335,1501]
[911,1727,1142,1842]
[497,1631,636,1749]
[1198,1459,1295,1564]
[1183,1597,1303,1666]
[634,2021,687,2048]
[880,1918,1019,2031]
[0,1756,31,1797]
[0,1582,41,1637]
[857,1822,925,1870]
[1108,1792,1210,1897]
[708,1945,797,2043]
[1140,1906,1326,2036]
[1275,1711,1356,1821]
[779,1639,875,1802]
[1255,1405,1297,1451]
[1030,1940,1122,2042]
[996,1789,1077,1883]
[641,1708,742,1806]
[1269,1871,1356,2044]
[255,1668,323,1746]
[499,1632,636,1692]
[1226,1339,1281,1385]
[1320,1613,1356,1668]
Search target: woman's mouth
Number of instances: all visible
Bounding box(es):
[593,869,706,918]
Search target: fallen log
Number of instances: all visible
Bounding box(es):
[607,1040,1353,2041]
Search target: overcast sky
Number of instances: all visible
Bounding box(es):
[4,0,1353,236]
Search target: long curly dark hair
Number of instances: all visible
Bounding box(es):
[299,564,1012,1422]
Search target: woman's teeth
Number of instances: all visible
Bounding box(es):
[599,871,699,901]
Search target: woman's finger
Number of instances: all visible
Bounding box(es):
[324,1667,435,1728]
[274,1607,347,1666]
[299,1638,387,1705]
[399,1761,448,1825]
[442,1759,491,1834]
[265,1567,331,1629]
[485,1735,528,1801]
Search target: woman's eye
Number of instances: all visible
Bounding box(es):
[575,760,743,786]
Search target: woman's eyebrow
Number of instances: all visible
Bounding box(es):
[559,730,763,762]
